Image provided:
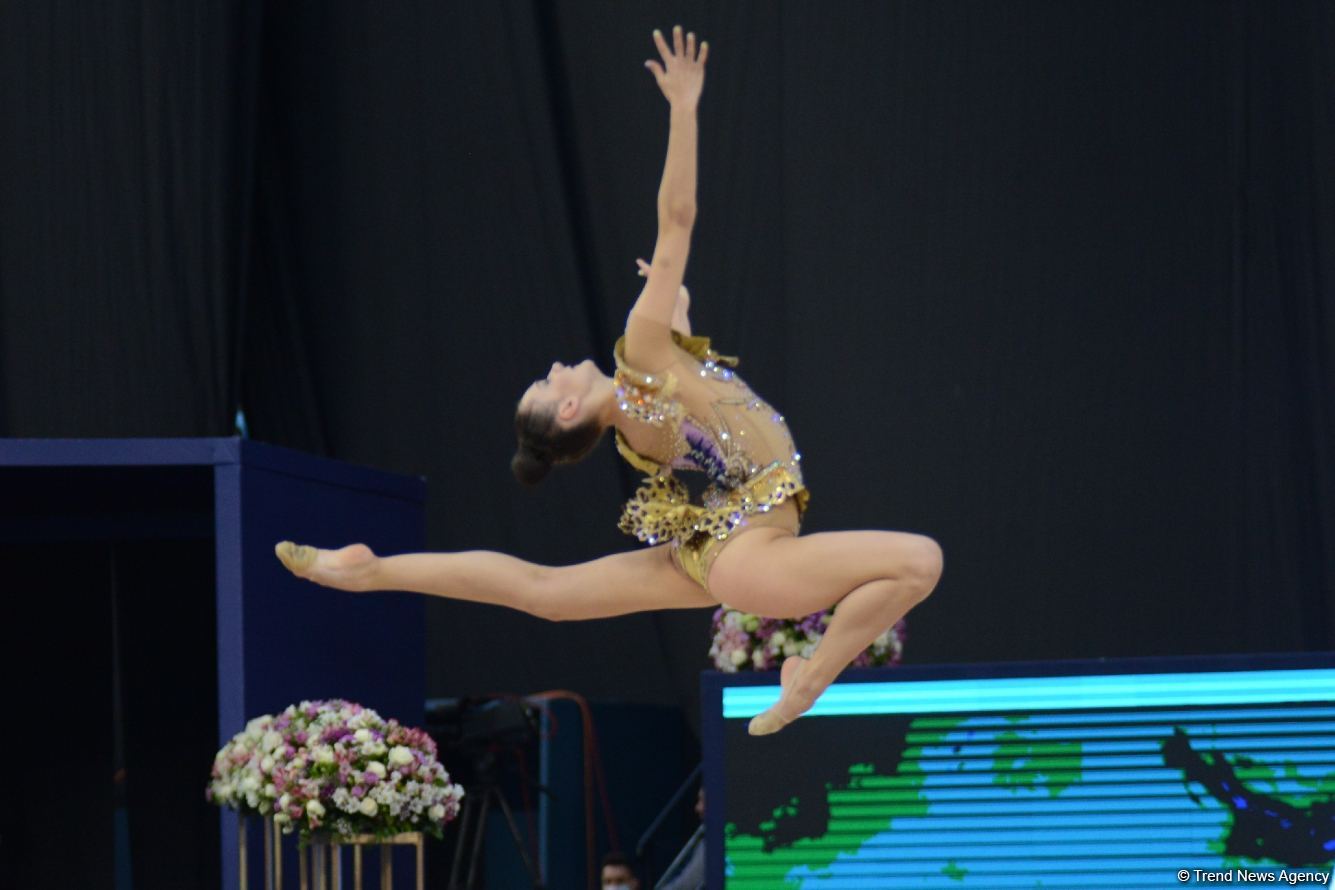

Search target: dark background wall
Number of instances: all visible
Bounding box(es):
[2,1,1332,732]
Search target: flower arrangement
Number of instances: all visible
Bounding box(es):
[207,698,464,843]
[708,607,906,672]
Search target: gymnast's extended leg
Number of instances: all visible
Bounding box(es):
[706,527,944,735]
[273,539,716,619]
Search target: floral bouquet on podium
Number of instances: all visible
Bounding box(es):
[207,698,463,843]
[709,608,906,672]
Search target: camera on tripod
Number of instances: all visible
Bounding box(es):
[427,696,538,762]
[425,696,545,889]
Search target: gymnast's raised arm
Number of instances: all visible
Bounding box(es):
[625,25,708,369]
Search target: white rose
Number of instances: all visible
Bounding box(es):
[306,800,326,819]
[241,774,261,793]
[359,797,379,817]
[782,641,799,657]
[366,761,387,778]
[313,746,335,765]
[388,746,414,767]
[429,804,446,821]
[355,729,372,743]
[279,793,292,809]
[260,755,275,772]
[729,649,748,667]
[262,731,283,753]
[273,812,290,825]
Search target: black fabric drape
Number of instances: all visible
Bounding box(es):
[0,1,260,435]
[2,4,1333,884]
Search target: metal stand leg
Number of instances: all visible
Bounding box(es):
[447,785,544,889]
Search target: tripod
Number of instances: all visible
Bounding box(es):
[448,750,544,889]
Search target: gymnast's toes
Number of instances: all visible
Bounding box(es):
[747,709,790,736]
[274,540,316,576]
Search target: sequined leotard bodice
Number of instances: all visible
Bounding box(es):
[612,322,810,592]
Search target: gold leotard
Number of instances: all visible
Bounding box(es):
[612,327,810,594]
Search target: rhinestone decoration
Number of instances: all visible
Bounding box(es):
[613,332,808,557]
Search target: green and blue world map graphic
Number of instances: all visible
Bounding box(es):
[721,670,1335,888]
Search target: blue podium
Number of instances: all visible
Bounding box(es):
[0,438,426,890]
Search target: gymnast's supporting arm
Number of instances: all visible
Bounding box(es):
[626,26,708,362]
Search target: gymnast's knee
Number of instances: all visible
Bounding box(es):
[898,534,943,601]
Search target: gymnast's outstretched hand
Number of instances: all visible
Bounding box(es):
[274,540,380,592]
[644,24,708,108]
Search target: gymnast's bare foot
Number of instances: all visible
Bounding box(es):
[274,541,380,593]
[748,655,819,736]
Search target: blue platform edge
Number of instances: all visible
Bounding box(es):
[0,436,427,500]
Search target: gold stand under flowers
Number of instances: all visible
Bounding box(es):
[238,813,425,890]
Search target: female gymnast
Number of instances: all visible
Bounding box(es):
[275,26,943,736]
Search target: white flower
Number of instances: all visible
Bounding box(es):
[279,793,292,809]
[262,731,283,753]
[355,728,372,743]
[729,649,748,667]
[306,800,326,819]
[260,755,275,772]
[359,797,379,817]
[366,761,387,778]
[388,746,414,767]
[751,649,767,668]
[273,812,290,825]
[313,746,335,765]
[782,641,799,657]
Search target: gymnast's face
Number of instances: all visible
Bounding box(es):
[520,359,598,425]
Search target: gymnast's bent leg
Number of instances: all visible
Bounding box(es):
[273,539,716,619]
[705,528,943,735]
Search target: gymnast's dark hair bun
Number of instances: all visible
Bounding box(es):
[512,406,604,487]
[511,444,554,487]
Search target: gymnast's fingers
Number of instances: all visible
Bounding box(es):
[686,31,696,62]
[672,24,684,58]
[652,28,672,65]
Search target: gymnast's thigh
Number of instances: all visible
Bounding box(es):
[550,543,718,618]
[707,525,936,619]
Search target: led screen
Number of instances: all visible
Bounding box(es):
[705,659,1335,888]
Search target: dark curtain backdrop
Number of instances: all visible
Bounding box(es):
[3,0,1333,731]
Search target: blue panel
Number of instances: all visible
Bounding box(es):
[0,438,429,890]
